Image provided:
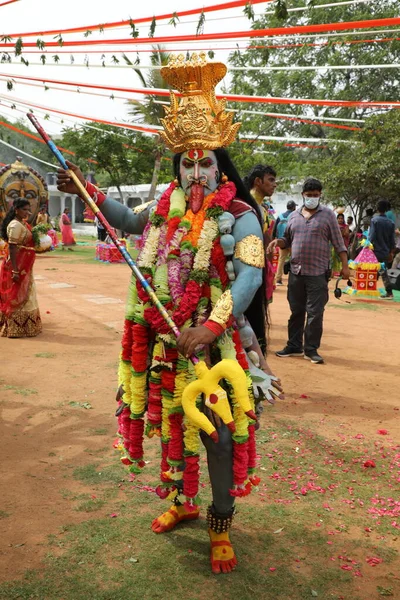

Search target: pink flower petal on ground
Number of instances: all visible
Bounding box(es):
[299,394,309,399]
[366,557,382,566]
[341,565,353,571]
[377,429,388,435]
[269,567,276,572]
[109,513,118,518]
[363,460,376,468]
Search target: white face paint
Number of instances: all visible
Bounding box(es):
[179,149,220,195]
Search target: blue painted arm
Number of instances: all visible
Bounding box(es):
[99,197,154,235]
[231,212,264,318]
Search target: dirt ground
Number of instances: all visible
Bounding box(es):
[1,248,399,584]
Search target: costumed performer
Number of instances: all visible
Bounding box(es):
[0,199,42,338]
[56,53,282,574]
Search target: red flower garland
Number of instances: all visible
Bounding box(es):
[211,240,229,288]
[208,181,236,211]
[129,418,145,462]
[119,405,132,451]
[230,440,250,497]
[183,454,200,508]
[121,319,133,362]
[147,378,162,428]
[232,329,249,370]
[247,424,257,472]
[154,181,176,218]
[168,412,184,463]
[131,323,149,372]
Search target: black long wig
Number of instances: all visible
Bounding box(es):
[173,148,268,354]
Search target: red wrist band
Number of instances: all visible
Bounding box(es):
[203,320,225,337]
[85,181,106,206]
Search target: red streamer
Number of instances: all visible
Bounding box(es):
[2,73,398,109]
[2,17,400,48]
[7,0,269,39]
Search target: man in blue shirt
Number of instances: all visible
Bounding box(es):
[369,199,396,298]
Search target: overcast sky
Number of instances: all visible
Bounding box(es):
[0,0,252,135]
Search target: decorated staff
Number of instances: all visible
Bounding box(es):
[45,52,282,574]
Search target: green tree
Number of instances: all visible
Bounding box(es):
[0,115,58,175]
[229,0,399,180]
[127,45,171,201]
[311,110,400,254]
[60,124,157,201]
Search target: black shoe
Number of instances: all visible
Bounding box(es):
[276,347,304,358]
[304,352,324,364]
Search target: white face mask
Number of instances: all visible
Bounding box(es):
[303,195,320,210]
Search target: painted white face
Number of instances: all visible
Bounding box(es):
[179,149,220,195]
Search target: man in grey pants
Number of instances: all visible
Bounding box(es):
[268,178,350,364]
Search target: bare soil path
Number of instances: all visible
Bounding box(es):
[1,248,399,590]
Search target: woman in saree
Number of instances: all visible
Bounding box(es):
[0,199,42,338]
[331,213,351,277]
[59,207,76,250]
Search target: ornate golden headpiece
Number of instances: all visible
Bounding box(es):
[160,52,241,154]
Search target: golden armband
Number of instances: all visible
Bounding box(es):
[233,234,265,268]
[209,290,233,327]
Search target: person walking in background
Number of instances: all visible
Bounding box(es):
[0,199,42,338]
[59,207,76,251]
[385,202,396,225]
[273,200,297,285]
[332,213,351,276]
[35,206,49,226]
[362,208,374,232]
[94,215,106,242]
[268,178,350,364]
[369,199,396,299]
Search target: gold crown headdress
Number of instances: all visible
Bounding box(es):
[160,52,241,154]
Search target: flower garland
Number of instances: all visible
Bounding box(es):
[114,177,260,505]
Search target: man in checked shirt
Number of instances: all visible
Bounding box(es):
[268,178,350,364]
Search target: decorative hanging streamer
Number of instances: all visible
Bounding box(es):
[0,137,58,167]
[7,60,400,74]
[1,71,399,108]
[2,17,400,48]
[15,36,400,56]
[0,91,161,134]
[0,77,369,129]
[0,119,94,158]
[6,0,270,38]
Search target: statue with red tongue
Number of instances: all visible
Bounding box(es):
[56,52,282,574]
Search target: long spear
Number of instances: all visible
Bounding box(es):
[27,113,256,436]
[27,113,184,347]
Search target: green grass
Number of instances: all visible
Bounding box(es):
[0,419,398,600]
[3,385,38,396]
[35,352,56,359]
[328,302,379,311]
